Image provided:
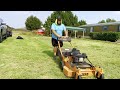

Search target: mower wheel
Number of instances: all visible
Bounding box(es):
[78,75,82,79]
[96,72,99,78]
[99,74,104,79]
[60,61,64,70]
[96,72,104,79]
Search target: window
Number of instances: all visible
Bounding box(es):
[102,26,108,30]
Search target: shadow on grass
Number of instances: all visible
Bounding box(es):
[42,50,62,71]
[42,50,73,79]
[42,50,53,57]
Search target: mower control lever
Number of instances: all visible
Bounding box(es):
[58,37,71,42]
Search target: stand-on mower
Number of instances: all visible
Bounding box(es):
[56,37,104,79]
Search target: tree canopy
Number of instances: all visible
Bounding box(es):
[43,11,87,36]
[98,18,116,23]
[25,15,42,31]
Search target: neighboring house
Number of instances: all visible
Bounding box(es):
[78,21,120,36]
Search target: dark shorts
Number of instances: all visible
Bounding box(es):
[51,38,63,47]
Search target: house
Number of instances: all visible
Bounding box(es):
[78,21,120,36]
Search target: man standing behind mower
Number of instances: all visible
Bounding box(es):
[51,16,68,60]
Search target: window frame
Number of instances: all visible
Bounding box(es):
[102,25,108,31]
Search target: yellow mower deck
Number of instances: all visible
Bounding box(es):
[57,37,104,79]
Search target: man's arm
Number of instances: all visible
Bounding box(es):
[51,23,61,38]
[64,30,68,37]
[63,25,68,37]
[51,29,61,38]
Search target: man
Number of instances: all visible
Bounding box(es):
[51,16,68,60]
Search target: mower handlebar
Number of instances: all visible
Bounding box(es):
[58,37,71,42]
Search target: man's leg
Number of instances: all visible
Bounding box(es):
[53,46,57,56]
[52,38,57,60]
[53,46,57,60]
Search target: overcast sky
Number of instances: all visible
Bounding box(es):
[0,11,120,28]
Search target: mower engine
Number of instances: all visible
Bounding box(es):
[71,48,87,63]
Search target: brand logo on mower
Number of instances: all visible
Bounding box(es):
[82,73,88,76]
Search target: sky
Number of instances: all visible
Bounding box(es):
[1,11,120,28]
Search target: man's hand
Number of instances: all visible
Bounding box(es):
[61,36,68,38]
[58,35,61,38]
[65,35,68,38]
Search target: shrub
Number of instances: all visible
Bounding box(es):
[89,32,119,42]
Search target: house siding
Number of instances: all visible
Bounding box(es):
[94,26,102,32]
[107,25,118,32]
[93,25,118,32]
[78,24,120,36]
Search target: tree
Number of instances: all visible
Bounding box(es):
[25,15,42,31]
[43,16,52,36]
[98,18,116,23]
[106,18,116,22]
[43,11,64,36]
[98,20,106,23]
[111,19,116,22]
[78,20,87,25]
[43,11,80,36]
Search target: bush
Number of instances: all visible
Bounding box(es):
[115,32,120,39]
[89,32,119,42]
[25,15,42,31]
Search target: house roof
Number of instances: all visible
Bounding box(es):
[79,21,120,28]
[66,26,85,31]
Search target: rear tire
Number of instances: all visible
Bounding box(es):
[4,34,7,39]
[7,31,10,37]
[78,75,82,79]
[96,72,104,79]
[0,35,2,43]
[10,32,12,37]
[99,74,104,79]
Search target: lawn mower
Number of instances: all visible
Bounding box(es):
[56,37,104,79]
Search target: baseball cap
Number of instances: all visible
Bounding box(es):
[57,16,61,21]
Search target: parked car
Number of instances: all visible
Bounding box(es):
[0,18,12,43]
[37,29,45,35]
[6,25,12,37]
[0,23,7,43]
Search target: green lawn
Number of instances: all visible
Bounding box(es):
[0,30,120,79]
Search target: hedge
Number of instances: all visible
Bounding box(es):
[117,32,120,39]
[89,32,120,42]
